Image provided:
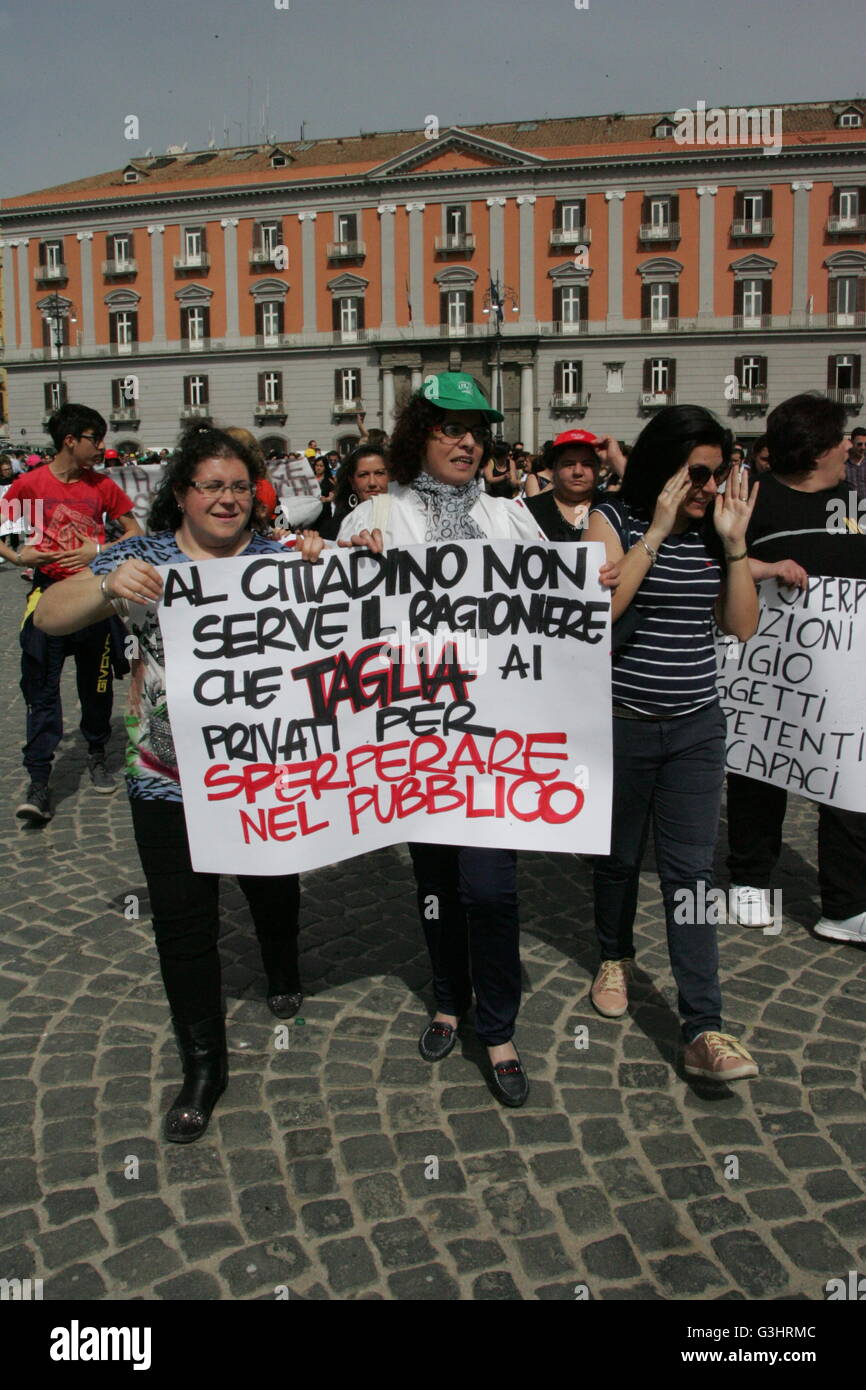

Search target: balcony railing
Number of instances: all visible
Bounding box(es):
[550,392,589,411]
[437,323,482,338]
[103,258,138,277]
[827,387,865,407]
[180,405,211,420]
[180,337,212,352]
[733,314,771,331]
[827,214,866,235]
[249,247,283,267]
[333,397,363,416]
[639,391,677,410]
[641,317,680,332]
[326,241,366,259]
[549,227,591,248]
[730,388,769,410]
[331,328,369,344]
[639,223,680,243]
[173,252,211,271]
[109,406,140,423]
[828,311,866,329]
[255,401,287,416]
[731,218,774,238]
[34,264,68,283]
[434,233,477,253]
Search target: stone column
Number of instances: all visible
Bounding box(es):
[406,203,426,328]
[410,367,423,393]
[76,231,94,347]
[221,217,240,343]
[516,196,536,325]
[487,196,506,288]
[298,211,317,332]
[520,361,535,452]
[377,204,397,334]
[696,186,718,324]
[790,182,813,328]
[16,239,31,350]
[1,240,18,348]
[381,366,396,431]
[147,225,166,346]
[605,190,626,328]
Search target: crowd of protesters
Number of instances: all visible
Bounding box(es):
[2,383,864,1139]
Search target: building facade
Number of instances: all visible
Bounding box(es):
[1,101,865,454]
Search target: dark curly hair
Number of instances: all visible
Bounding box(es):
[388,390,494,485]
[766,393,847,476]
[148,426,268,533]
[333,444,389,512]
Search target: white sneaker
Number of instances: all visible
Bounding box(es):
[814,912,866,945]
[729,885,774,928]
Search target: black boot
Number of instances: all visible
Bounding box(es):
[164,1015,228,1144]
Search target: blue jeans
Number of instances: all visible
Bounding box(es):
[408,843,520,1046]
[592,702,727,1043]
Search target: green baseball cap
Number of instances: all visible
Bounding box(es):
[420,372,504,422]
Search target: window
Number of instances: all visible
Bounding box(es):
[839,111,862,128]
[112,234,132,267]
[605,363,624,393]
[111,377,138,407]
[734,277,770,326]
[110,310,138,352]
[44,381,67,411]
[829,355,861,392]
[650,198,670,230]
[642,359,676,400]
[256,300,283,344]
[838,189,860,225]
[184,227,205,263]
[446,205,467,238]
[654,121,674,138]
[259,371,283,404]
[123,168,140,183]
[337,213,358,245]
[650,359,670,393]
[742,193,764,225]
[834,276,859,323]
[560,201,585,235]
[559,285,583,325]
[185,375,209,407]
[641,196,679,241]
[259,222,282,255]
[446,291,467,333]
[336,368,361,404]
[735,355,767,391]
[41,315,70,353]
[181,305,210,343]
[553,361,583,403]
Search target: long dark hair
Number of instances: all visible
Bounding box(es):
[148,427,266,533]
[333,444,389,512]
[388,390,494,485]
[621,405,733,516]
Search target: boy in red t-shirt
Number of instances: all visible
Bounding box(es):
[1,404,142,824]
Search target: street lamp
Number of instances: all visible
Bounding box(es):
[482,274,519,437]
[41,295,75,397]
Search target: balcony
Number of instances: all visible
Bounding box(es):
[730,388,769,412]
[731,219,774,238]
[827,387,864,407]
[551,392,589,413]
[437,323,481,338]
[333,397,363,417]
[103,258,138,277]
[249,247,283,267]
[545,320,589,336]
[639,391,677,410]
[331,328,369,345]
[326,241,366,260]
[828,311,866,329]
[173,252,211,272]
[180,405,211,421]
[180,337,212,352]
[827,214,866,235]
[434,233,477,254]
[109,406,141,425]
[34,263,68,284]
[641,317,680,333]
[733,314,771,331]
[549,227,591,248]
[255,401,287,424]
[639,223,680,243]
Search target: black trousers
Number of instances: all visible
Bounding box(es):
[21,619,113,782]
[408,842,520,1046]
[726,772,866,919]
[130,798,301,1023]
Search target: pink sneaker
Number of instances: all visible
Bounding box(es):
[590,959,631,1018]
[683,1031,758,1081]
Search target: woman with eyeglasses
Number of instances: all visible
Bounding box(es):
[34,428,324,1142]
[584,405,761,1082]
[338,373,563,1107]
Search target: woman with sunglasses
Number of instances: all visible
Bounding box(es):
[584,405,761,1081]
[34,428,323,1142]
[337,373,550,1106]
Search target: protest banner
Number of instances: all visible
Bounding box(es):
[157,540,613,873]
[717,576,866,811]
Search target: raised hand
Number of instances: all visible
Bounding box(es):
[713,465,758,552]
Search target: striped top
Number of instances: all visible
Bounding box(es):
[592,498,723,717]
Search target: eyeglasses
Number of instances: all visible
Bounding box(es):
[79,434,105,447]
[688,462,733,488]
[188,480,254,497]
[434,423,492,445]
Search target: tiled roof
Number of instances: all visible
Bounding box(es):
[3,101,863,209]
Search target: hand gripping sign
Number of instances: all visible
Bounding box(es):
[157,540,614,873]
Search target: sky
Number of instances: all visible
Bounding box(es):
[0,0,864,200]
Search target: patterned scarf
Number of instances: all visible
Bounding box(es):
[410,471,486,542]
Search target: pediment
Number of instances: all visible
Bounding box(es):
[367,128,547,179]
[326,272,369,293]
[730,254,777,275]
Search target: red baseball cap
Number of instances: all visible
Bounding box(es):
[552,429,600,450]
[103,449,119,460]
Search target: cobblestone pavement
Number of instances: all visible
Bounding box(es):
[1,568,865,1302]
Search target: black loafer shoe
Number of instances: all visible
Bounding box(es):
[491,1052,530,1108]
[418,1019,458,1062]
[267,991,303,1020]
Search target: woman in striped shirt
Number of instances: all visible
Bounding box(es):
[584,405,761,1082]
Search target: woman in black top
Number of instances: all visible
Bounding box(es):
[316,444,389,540]
[523,429,626,540]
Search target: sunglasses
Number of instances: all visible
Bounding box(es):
[688,461,733,488]
[434,423,492,445]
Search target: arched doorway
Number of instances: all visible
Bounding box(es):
[259,434,287,457]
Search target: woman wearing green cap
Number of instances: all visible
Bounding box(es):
[338,372,548,1105]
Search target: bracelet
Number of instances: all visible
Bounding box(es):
[639,537,658,564]
[99,574,115,604]
[725,550,748,562]
[96,543,102,555]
